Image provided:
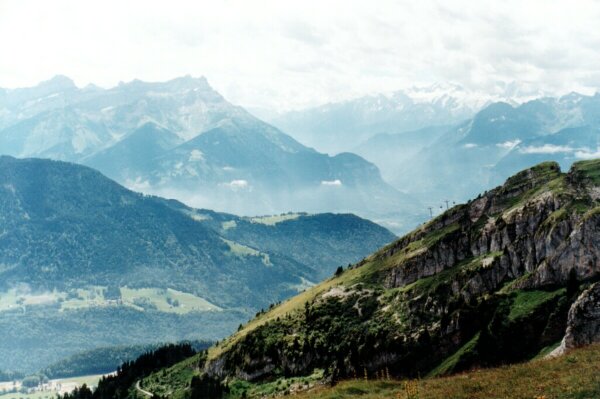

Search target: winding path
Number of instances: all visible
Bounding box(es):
[135,380,153,397]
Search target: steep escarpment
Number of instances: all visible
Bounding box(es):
[147,160,600,397]
[379,161,583,291]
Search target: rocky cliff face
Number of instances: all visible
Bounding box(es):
[199,159,599,385]
[380,161,599,292]
[550,281,600,357]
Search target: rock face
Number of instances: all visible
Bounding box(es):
[199,159,600,384]
[550,282,600,357]
[380,160,600,293]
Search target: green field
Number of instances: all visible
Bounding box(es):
[248,213,305,225]
[221,239,272,266]
[0,286,220,315]
[120,287,221,313]
[0,374,105,399]
[0,288,63,312]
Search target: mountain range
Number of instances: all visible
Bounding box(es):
[393,93,600,203]
[273,88,600,217]
[3,75,600,394]
[269,83,506,154]
[4,77,600,234]
[0,76,422,234]
[0,156,394,373]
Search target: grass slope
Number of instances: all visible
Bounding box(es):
[205,160,587,364]
[0,156,396,373]
[145,160,600,398]
[296,344,600,399]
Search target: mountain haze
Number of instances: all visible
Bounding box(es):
[270,83,494,154]
[0,76,421,233]
[395,93,600,203]
[291,90,600,217]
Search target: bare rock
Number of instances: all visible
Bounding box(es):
[548,282,600,357]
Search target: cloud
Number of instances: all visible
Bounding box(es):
[463,143,478,149]
[281,20,327,47]
[497,139,522,149]
[125,177,152,191]
[188,149,204,161]
[221,179,250,190]
[0,0,600,111]
[519,144,574,154]
[574,147,600,159]
[321,179,342,186]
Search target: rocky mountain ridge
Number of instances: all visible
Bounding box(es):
[141,159,599,398]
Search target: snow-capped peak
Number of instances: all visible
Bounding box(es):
[389,83,495,113]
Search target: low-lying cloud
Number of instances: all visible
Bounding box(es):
[497,139,522,149]
[575,147,600,159]
[321,179,342,186]
[220,179,250,190]
[519,144,574,154]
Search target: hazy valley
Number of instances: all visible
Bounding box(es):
[273,89,600,215]
[0,156,394,373]
[0,76,421,234]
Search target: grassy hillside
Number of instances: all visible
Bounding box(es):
[296,344,600,399]
[143,159,600,398]
[141,337,600,399]
[203,163,569,364]
[0,156,394,373]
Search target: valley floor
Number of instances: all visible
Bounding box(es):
[294,344,600,399]
[0,374,105,399]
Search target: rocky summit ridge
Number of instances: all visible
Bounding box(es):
[188,159,600,390]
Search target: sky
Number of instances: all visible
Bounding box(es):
[1,0,600,112]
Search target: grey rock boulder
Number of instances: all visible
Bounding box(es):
[548,281,600,357]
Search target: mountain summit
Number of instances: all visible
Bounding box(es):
[269,83,507,154]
